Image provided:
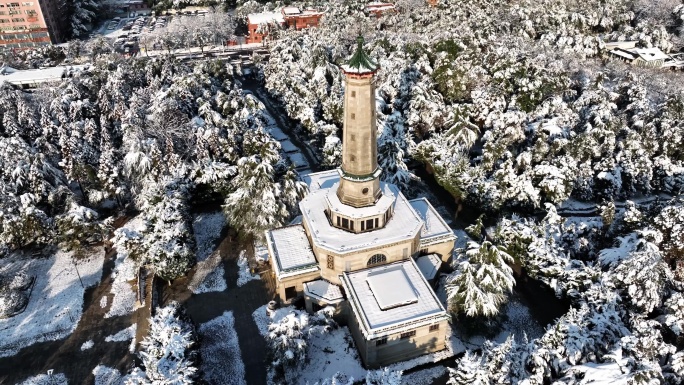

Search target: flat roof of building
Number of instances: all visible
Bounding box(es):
[341,259,448,338]
[266,224,318,278]
[409,198,454,241]
[299,181,423,254]
[0,65,89,86]
[247,11,284,25]
[301,169,339,192]
[303,279,344,304]
[415,254,442,281]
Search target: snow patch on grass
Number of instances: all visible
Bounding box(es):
[104,254,137,319]
[93,365,127,385]
[237,251,259,287]
[193,212,226,262]
[289,326,366,384]
[17,372,68,385]
[495,296,544,343]
[105,324,136,342]
[192,263,227,294]
[198,311,246,385]
[105,323,137,352]
[0,247,104,358]
[81,340,94,351]
[401,365,447,385]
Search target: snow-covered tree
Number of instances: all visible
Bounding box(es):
[126,302,197,384]
[446,241,515,317]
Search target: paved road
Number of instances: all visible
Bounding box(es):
[162,235,275,385]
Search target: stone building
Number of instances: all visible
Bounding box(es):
[265,37,456,368]
[0,0,66,49]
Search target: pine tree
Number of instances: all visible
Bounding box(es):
[446,241,515,317]
[127,302,197,384]
[448,352,489,385]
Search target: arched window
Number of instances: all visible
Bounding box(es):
[367,254,387,267]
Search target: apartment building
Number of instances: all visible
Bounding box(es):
[0,0,66,50]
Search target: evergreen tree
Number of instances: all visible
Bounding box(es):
[446,241,515,317]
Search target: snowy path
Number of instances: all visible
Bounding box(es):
[240,78,321,174]
[162,232,273,385]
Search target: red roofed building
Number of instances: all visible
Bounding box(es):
[246,7,324,44]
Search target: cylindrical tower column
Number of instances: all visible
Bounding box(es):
[337,37,382,208]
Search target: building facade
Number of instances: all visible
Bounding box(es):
[265,37,456,368]
[246,7,323,44]
[0,0,66,49]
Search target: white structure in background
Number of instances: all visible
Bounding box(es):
[605,40,684,69]
[265,37,456,368]
[0,64,89,88]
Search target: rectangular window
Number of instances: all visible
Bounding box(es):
[20,1,33,5]
[402,248,408,258]
[342,218,349,229]
[375,337,387,346]
[11,17,24,22]
[350,113,355,120]
[8,2,20,6]
[351,90,356,97]
[429,324,440,332]
[327,255,334,269]
[366,219,374,230]
[374,218,379,228]
[336,216,340,227]
[350,220,354,231]
[361,220,365,231]
[25,9,35,15]
[400,330,416,340]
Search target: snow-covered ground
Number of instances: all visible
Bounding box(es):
[16,372,68,385]
[401,365,447,385]
[191,263,227,294]
[494,296,545,343]
[192,211,226,262]
[105,323,137,352]
[236,251,260,287]
[252,304,465,384]
[81,339,94,351]
[106,218,144,319]
[93,364,128,385]
[198,311,246,385]
[0,247,104,358]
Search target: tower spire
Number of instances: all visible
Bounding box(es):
[337,36,382,208]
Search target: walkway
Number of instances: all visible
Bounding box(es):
[162,235,275,385]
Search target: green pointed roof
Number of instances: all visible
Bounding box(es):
[343,36,378,74]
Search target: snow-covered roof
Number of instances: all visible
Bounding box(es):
[633,48,669,61]
[0,65,88,86]
[303,279,344,304]
[302,169,339,192]
[415,254,442,281]
[340,259,448,338]
[247,11,284,25]
[282,6,301,15]
[409,198,455,243]
[266,224,319,279]
[367,266,418,310]
[299,181,423,254]
[327,181,394,219]
[610,49,638,60]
